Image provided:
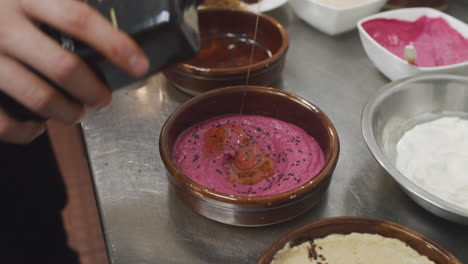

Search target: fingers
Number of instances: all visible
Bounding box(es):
[0,20,111,109]
[0,54,85,124]
[0,107,46,144]
[21,0,149,77]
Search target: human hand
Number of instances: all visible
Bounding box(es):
[0,0,149,144]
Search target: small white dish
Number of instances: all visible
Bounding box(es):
[245,0,289,12]
[289,0,387,36]
[357,8,468,81]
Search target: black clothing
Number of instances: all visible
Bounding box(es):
[1,133,79,264]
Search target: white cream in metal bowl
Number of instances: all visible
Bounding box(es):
[362,74,468,225]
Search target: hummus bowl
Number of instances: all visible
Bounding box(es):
[258,217,461,264]
[159,86,339,226]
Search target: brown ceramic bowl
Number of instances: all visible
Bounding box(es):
[258,217,461,264]
[159,86,339,226]
[162,8,289,96]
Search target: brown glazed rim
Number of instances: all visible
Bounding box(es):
[159,86,339,206]
[176,8,289,76]
[258,216,462,264]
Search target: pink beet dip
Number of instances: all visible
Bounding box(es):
[172,115,325,197]
[362,16,468,67]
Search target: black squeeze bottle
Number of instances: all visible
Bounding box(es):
[0,0,201,121]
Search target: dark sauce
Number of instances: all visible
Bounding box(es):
[201,0,260,8]
[240,0,260,3]
[186,33,272,68]
[385,0,448,10]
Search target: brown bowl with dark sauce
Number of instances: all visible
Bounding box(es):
[258,217,461,264]
[159,86,339,226]
[163,8,289,96]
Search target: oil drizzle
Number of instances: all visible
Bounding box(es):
[239,0,262,115]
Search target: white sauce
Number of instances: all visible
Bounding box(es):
[396,117,468,210]
[317,0,372,8]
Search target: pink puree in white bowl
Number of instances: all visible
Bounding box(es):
[172,115,325,197]
[363,16,468,67]
[358,8,468,80]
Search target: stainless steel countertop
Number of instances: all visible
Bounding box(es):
[82,4,468,264]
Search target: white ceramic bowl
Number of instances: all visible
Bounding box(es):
[289,0,387,36]
[358,8,468,81]
[246,0,289,12]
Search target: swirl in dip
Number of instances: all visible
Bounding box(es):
[172,115,325,196]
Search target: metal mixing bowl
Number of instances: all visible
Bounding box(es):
[362,74,468,225]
